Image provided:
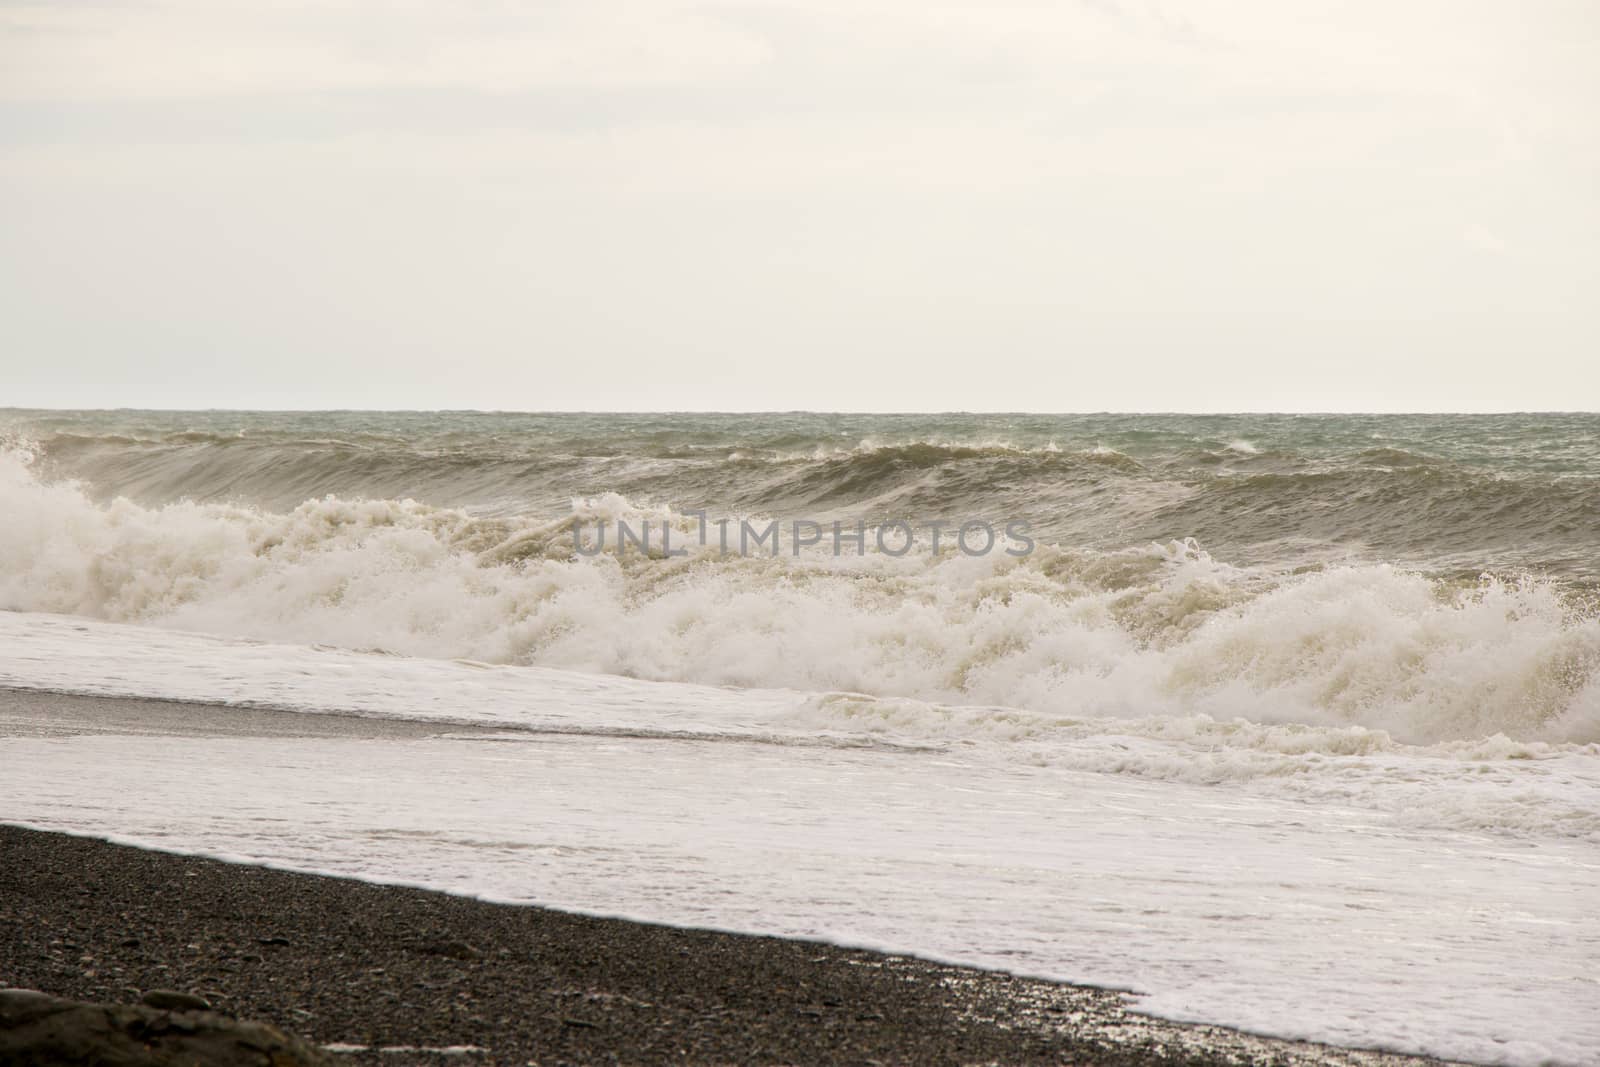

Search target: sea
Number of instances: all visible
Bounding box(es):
[1,410,1597,1064]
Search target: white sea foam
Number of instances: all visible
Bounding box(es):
[1,632,1595,1065]
[2,444,1596,749]
[4,610,1598,846]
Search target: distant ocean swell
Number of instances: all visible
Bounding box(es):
[16,417,1600,579]
[4,425,1598,750]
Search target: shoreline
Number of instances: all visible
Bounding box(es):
[0,824,1449,1066]
[0,688,1466,1065]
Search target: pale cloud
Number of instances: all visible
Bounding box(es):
[0,0,1595,410]
[1,1,774,99]
[1463,222,1507,253]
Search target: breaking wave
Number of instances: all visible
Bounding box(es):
[4,441,1597,748]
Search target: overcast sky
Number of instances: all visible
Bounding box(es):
[2,1,1596,411]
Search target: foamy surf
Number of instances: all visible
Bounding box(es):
[2,650,1595,1066]
[2,439,1596,746]
[2,410,1598,1065]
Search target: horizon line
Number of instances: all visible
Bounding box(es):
[5,406,1598,417]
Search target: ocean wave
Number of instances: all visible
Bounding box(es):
[1355,446,1440,468]
[4,442,1598,747]
[17,418,1597,584]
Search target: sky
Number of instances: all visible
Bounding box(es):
[1,1,1596,412]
